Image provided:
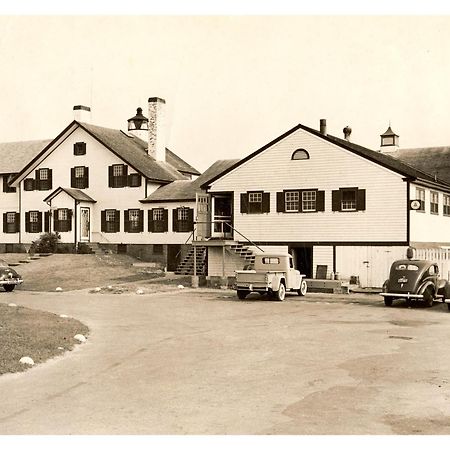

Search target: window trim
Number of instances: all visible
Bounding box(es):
[340,188,358,212]
[416,187,426,213]
[291,149,310,160]
[443,194,450,217]
[285,190,300,212]
[74,142,87,156]
[430,190,439,215]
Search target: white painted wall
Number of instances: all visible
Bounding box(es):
[209,128,408,243]
[409,183,450,244]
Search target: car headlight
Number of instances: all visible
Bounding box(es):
[0,274,6,281]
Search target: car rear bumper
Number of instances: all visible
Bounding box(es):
[381,292,449,303]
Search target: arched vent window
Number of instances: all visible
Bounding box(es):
[291,149,310,160]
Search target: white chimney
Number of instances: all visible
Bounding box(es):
[73,105,91,123]
[148,97,166,162]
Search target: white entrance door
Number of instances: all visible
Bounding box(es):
[80,207,90,242]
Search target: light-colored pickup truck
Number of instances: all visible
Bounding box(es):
[235,253,307,301]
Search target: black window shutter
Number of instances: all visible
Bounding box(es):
[37,211,43,233]
[139,210,144,232]
[173,209,179,232]
[44,211,50,232]
[2,213,7,232]
[54,212,60,232]
[122,165,128,188]
[24,179,33,191]
[25,212,30,232]
[148,210,154,232]
[332,190,341,211]
[67,209,73,232]
[316,190,325,212]
[48,169,53,190]
[84,166,89,188]
[2,176,6,193]
[70,168,75,188]
[162,209,168,232]
[135,174,142,187]
[15,213,20,232]
[115,210,120,232]
[124,210,130,233]
[35,170,40,190]
[108,166,113,187]
[262,192,270,213]
[276,192,285,212]
[187,208,194,231]
[357,189,366,211]
[240,193,248,213]
[101,210,106,232]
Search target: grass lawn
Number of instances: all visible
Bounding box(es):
[0,303,89,375]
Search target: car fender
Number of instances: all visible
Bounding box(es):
[271,275,284,291]
[418,280,435,296]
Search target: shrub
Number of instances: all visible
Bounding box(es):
[77,243,92,254]
[30,232,60,254]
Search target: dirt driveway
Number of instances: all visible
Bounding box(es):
[1,288,450,434]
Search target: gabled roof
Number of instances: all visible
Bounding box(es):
[43,187,96,203]
[201,122,450,190]
[9,121,200,186]
[0,139,52,174]
[142,159,239,202]
[391,146,450,185]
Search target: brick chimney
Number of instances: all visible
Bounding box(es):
[73,105,91,123]
[148,97,166,162]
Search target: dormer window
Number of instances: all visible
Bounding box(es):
[291,149,310,160]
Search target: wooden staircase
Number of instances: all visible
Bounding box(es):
[229,243,256,265]
[175,246,207,275]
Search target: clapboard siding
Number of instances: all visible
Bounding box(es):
[208,247,246,277]
[312,246,334,278]
[409,183,450,244]
[209,128,407,242]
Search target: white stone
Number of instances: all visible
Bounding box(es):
[57,347,64,350]
[178,285,185,289]
[8,303,17,307]
[19,356,34,366]
[107,285,112,289]
[74,334,87,343]
[136,289,144,295]
[55,287,63,292]
[59,314,69,318]
[94,287,101,292]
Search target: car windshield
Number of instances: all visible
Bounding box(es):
[395,263,419,271]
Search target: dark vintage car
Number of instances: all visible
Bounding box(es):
[381,259,450,309]
[0,259,23,292]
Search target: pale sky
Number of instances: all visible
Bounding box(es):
[1,15,450,172]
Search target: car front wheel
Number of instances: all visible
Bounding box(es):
[3,285,15,292]
[237,290,249,300]
[297,280,307,296]
[384,297,393,307]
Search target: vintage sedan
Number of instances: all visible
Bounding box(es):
[0,259,23,292]
[381,259,450,309]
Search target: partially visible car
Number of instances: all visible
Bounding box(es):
[381,259,450,309]
[0,259,23,292]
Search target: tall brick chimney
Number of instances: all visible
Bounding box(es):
[148,97,166,162]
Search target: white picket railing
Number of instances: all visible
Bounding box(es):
[415,248,450,280]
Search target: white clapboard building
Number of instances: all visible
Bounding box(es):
[197,121,450,287]
[0,97,203,271]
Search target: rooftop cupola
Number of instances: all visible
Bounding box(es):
[127,107,149,142]
[380,124,399,152]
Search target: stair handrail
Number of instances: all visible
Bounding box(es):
[174,226,196,261]
[224,222,264,253]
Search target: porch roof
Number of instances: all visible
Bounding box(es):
[43,187,96,203]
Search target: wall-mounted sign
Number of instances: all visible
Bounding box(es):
[410,199,421,210]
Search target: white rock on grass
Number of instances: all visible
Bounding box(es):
[19,356,34,366]
[57,347,64,350]
[177,285,185,289]
[55,287,63,292]
[136,289,144,295]
[74,334,87,343]
[94,287,101,292]
[8,303,17,307]
[59,314,69,318]
[107,285,113,289]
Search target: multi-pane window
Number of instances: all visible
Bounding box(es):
[178,208,189,221]
[101,209,120,233]
[430,191,439,215]
[58,209,67,221]
[285,191,300,212]
[341,189,357,211]
[149,208,168,233]
[35,168,52,190]
[30,211,40,233]
[241,192,270,214]
[444,195,450,217]
[109,164,128,188]
[416,188,425,212]
[248,192,263,213]
[127,209,142,233]
[173,207,194,233]
[3,212,18,233]
[71,166,88,189]
[302,190,316,212]
[54,208,72,232]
